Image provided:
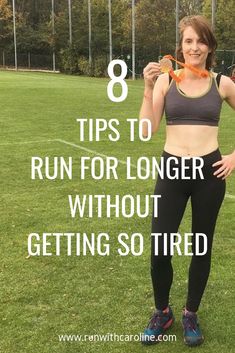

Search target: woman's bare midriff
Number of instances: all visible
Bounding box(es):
[164,125,219,156]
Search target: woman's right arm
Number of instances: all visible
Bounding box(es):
[139,62,168,137]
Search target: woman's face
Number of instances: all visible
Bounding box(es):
[181,26,210,69]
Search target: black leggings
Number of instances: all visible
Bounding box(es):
[151,149,226,312]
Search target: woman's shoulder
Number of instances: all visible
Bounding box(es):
[156,70,181,82]
[213,72,234,87]
[211,72,235,102]
[211,71,229,83]
[153,72,170,96]
[172,69,182,76]
[154,70,181,94]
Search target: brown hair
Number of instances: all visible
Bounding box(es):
[176,15,217,70]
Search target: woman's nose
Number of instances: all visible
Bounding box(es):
[191,42,199,51]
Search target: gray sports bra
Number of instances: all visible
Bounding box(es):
[165,73,223,126]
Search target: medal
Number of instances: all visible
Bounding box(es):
[160,54,209,82]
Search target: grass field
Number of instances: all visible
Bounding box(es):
[0,71,234,353]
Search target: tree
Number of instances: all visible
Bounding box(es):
[179,0,202,17]
[0,0,12,50]
[125,0,175,65]
[203,0,235,49]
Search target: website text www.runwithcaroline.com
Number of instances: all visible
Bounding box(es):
[58,332,177,343]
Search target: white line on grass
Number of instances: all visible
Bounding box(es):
[55,138,137,168]
[0,139,56,146]
[56,139,235,200]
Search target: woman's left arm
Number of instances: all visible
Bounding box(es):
[213,76,235,179]
[222,75,235,109]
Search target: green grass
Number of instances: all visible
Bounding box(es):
[0,71,234,353]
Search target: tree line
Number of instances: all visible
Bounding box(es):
[0,0,234,75]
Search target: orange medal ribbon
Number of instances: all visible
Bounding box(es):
[160,54,209,82]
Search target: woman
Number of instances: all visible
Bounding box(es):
[140,15,235,346]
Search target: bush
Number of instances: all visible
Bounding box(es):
[58,48,109,77]
[58,47,79,74]
[93,55,108,77]
[77,56,92,76]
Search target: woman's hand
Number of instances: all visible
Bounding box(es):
[212,152,235,179]
[143,62,162,89]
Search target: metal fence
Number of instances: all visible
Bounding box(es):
[215,50,235,75]
[0,49,234,76]
[0,50,55,70]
